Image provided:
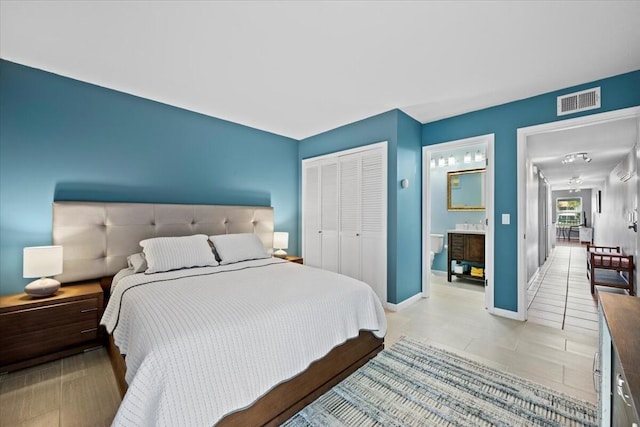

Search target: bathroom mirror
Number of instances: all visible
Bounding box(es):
[447,168,486,211]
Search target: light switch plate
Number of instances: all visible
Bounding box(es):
[502,214,510,225]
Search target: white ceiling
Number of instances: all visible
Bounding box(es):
[528,117,639,191]
[1,1,639,140]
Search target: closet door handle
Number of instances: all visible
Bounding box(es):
[318,230,322,234]
[356,233,360,237]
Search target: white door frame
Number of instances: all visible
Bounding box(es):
[422,134,495,314]
[516,106,640,320]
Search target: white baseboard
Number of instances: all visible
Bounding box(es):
[432,270,447,277]
[492,307,524,321]
[527,267,540,288]
[386,292,422,312]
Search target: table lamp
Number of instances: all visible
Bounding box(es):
[23,246,63,297]
[273,232,289,257]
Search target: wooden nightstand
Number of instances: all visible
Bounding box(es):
[0,281,103,373]
[283,255,303,264]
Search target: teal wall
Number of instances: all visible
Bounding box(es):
[396,111,423,302]
[2,57,637,309]
[0,60,299,295]
[422,70,640,312]
[299,109,423,304]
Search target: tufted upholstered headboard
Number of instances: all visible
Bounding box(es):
[52,201,274,283]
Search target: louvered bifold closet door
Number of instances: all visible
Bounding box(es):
[359,149,386,303]
[302,144,387,304]
[303,163,322,268]
[339,154,361,280]
[320,161,340,273]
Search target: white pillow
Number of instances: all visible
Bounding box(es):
[127,252,148,273]
[140,234,218,273]
[209,233,270,265]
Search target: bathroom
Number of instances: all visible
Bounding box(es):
[429,145,487,286]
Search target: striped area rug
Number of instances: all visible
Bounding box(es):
[284,337,598,426]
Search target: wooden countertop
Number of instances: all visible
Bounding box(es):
[0,281,102,313]
[599,292,640,418]
[447,229,486,235]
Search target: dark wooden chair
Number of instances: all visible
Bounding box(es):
[586,244,620,277]
[587,245,634,296]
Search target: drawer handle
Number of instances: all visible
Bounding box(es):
[616,373,632,407]
[592,352,600,393]
[80,308,98,313]
[81,328,98,334]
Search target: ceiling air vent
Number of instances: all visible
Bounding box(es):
[557,87,601,116]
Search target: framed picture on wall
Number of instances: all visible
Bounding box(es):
[596,190,602,213]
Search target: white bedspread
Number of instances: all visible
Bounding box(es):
[101,258,386,426]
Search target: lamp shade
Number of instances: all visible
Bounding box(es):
[273,232,289,250]
[23,246,63,278]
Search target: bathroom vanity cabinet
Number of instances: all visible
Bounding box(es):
[447,231,485,282]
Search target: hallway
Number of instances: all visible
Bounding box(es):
[527,244,598,336]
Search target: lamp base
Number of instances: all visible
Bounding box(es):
[25,277,60,297]
[274,249,287,257]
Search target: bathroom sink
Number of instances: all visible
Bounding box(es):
[455,223,485,231]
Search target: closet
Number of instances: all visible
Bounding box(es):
[302,143,387,304]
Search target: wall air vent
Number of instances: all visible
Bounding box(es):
[613,151,635,183]
[557,87,601,116]
[615,166,632,183]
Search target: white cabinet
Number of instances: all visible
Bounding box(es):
[598,302,612,426]
[598,292,640,426]
[302,143,387,304]
[580,226,593,243]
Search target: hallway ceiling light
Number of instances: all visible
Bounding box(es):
[474,150,484,162]
[568,176,583,185]
[562,152,592,164]
[463,152,471,164]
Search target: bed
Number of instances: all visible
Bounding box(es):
[52,201,386,426]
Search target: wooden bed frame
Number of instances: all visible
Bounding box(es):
[107,330,383,426]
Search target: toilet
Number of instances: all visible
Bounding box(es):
[430,234,444,267]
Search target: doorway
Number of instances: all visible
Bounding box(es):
[517,107,640,320]
[422,134,495,313]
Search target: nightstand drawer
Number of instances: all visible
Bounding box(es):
[0,282,103,372]
[0,320,98,365]
[0,298,99,336]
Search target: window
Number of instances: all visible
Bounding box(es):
[557,197,582,226]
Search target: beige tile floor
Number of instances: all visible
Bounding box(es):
[526,244,599,335]
[386,272,598,404]
[386,251,598,403]
[1,259,598,426]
